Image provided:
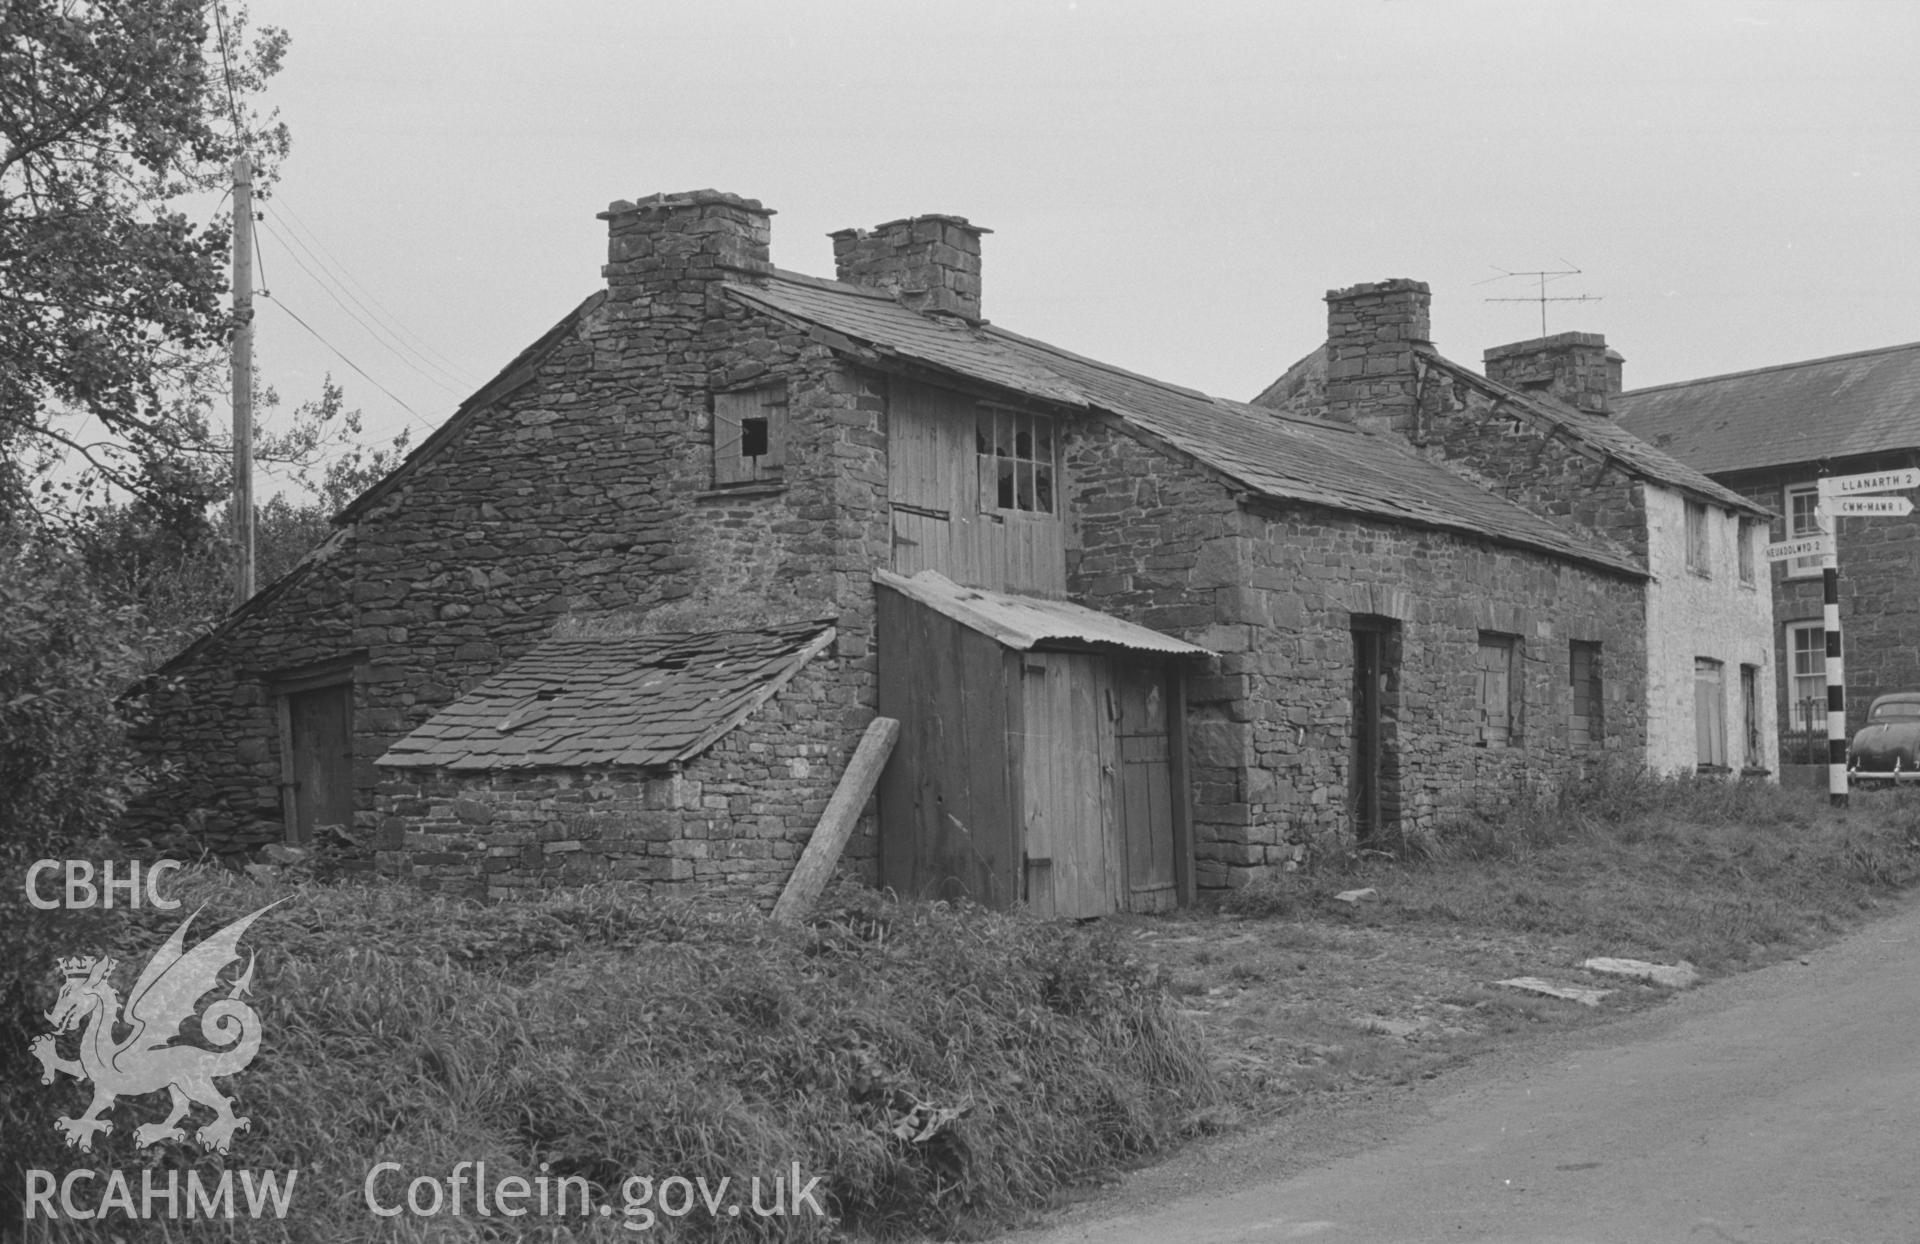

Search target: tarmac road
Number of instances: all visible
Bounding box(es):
[1017,895,1920,1244]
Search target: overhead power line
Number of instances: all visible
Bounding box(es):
[256,218,470,399]
[266,192,483,389]
[262,295,441,439]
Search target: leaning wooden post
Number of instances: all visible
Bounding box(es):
[772,716,900,923]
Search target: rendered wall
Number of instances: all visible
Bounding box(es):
[1641,485,1779,776]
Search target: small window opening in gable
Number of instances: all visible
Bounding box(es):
[714,384,787,487]
[976,406,1057,515]
[1737,519,1756,584]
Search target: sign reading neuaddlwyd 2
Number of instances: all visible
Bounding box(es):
[21,859,302,1226]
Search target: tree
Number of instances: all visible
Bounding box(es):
[0,0,288,522]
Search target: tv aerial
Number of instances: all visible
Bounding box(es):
[1477,264,1601,336]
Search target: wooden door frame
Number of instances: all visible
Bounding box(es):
[270,659,360,846]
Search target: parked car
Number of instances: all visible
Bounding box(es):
[1849,692,1920,784]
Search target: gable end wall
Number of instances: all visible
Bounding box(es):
[129,297,890,874]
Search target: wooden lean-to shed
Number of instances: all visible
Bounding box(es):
[875,570,1210,918]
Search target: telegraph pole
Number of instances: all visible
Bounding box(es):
[231,153,255,607]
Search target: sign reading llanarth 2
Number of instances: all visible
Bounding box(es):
[1818,467,1920,496]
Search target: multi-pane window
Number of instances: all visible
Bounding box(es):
[713,384,787,486]
[1569,641,1602,748]
[1785,483,1823,578]
[1694,658,1728,771]
[1737,520,1755,584]
[1476,633,1519,748]
[975,407,1056,514]
[1685,500,1711,574]
[1787,621,1826,732]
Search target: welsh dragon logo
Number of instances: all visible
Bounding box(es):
[29,901,281,1155]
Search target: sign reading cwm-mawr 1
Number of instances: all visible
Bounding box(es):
[1766,534,1833,562]
[1818,467,1920,497]
[1821,496,1915,518]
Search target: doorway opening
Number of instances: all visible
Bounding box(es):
[1351,617,1402,844]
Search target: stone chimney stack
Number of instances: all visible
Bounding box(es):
[1482,332,1620,415]
[829,214,989,321]
[1323,279,1433,434]
[598,190,774,316]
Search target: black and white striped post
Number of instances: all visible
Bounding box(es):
[1821,546,1847,808]
[1812,466,1920,807]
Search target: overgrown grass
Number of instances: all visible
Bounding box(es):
[1292,770,1920,971]
[3,871,1215,1242]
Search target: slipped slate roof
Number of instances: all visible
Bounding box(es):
[1613,340,1920,475]
[376,620,835,772]
[876,570,1211,657]
[1418,355,1770,518]
[730,275,1644,578]
[1247,343,1764,517]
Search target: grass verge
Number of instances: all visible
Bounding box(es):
[1151,773,1920,1116]
[2,872,1215,1242]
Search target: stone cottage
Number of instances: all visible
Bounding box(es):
[1614,342,1920,780]
[132,190,1656,905]
[1256,287,1780,779]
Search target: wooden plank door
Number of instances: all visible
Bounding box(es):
[1116,663,1177,912]
[287,683,354,844]
[1021,653,1116,917]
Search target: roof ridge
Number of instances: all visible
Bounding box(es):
[1619,339,1920,397]
[982,323,1215,403]
[764,267,895,300]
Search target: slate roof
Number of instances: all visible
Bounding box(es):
[729,275,1644,579]
[1247,343,1764,517]
[876,570,1212,657]
[376,620,835,771]
[1418,355,1770,518]
[1613,341,1920,475]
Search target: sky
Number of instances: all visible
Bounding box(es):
[226,0,1920,476]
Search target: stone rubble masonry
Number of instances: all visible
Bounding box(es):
[1412,360,1651,564]
[1067,417,1648,892]
[1483,333,1620,416]
[128,189,892,900]
[830,215,988,322]
[373,655,851,906]
[1324,279,1432,434]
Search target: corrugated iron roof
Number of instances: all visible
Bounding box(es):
[1613,340,1920,475]
[733,275,1644,578]
[875,570,1211,656]
[376,620,835,772]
